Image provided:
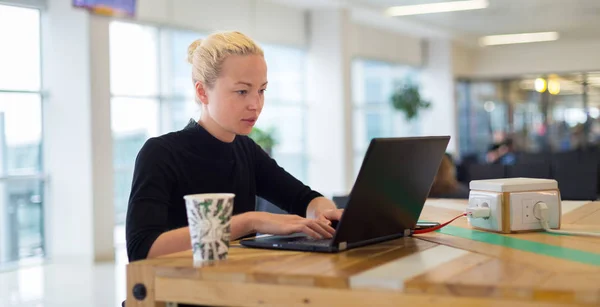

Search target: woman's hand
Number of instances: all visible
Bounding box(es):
[306,197,344,226]
[314,208,344,225]
[249,212,336,239]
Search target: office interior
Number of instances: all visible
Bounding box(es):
[1,0,599,306]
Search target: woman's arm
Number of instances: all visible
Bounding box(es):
[252,141,322,216]
[147,213,255,258]
[146,210,337,259]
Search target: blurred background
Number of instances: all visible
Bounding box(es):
[0,0,599,305]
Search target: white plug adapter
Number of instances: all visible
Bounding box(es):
[467,178,561,233]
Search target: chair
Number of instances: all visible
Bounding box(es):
[255,197,287,214]
[516,152,551,164]
[466,164,506,182]
[552,161,599,200]
[332,195,349,209]
[506,163,552,179]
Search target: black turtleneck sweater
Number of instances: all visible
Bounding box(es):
[126,120,322,262]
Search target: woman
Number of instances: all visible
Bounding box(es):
[126,31,342,262]
[429,154,470,199]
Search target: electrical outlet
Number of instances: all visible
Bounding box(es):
[522,199,538,224]
[467,191,503,232]
[510,191,561,231]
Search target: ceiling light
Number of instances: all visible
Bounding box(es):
[386,0,488,16]
[479,32,559,46]
[548,79,561,95]
[535,78,547,93]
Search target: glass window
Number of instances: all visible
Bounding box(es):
[109,22,159,97]
[457,72,600,160]
[352,59,420,178]
[0,93,43,174]
[0,4,44,266]
[0,5,41,91]
[161,29,204,99]
[110,22,163,225]
[257,44,308,182]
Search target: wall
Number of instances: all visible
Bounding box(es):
[306,9,351,197]
[136,0,307,47]
[457,39,600,78]
[452,42,476,78]
[421,38,458,154]
[349,23,422,67]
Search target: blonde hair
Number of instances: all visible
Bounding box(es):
[187,31,264,89]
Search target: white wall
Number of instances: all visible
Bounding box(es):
[136,0,307,47]
[421,38,458,154]
[457,39,600,78]
[452,42,475,78]
[349,23,422,67]
[306,9,352,197]
[42,0,94,261]
[89,16,115,262]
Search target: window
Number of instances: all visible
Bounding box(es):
[110,22,162,225]
[110,23,201,225]
[457,73,600,159]
[257,44,308,182]
[0,4,45,266]
[351,59,420,177]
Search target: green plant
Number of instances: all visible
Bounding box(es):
[248,126,277,151]
[390,82,431,121]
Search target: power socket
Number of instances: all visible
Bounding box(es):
[468,178,562,233]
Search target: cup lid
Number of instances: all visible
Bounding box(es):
[183,193,235,201]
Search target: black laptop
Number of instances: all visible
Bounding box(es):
[240,136,450,253]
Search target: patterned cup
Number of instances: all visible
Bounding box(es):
[184,193,235,264]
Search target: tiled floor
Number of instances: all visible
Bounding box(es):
[0,227,129,307]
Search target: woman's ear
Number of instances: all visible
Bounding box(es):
[195,81,209,105]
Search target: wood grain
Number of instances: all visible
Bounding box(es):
[153,237,437,289]
[154,277,584,307]
[126,262,166,307]
[562,202,600,224]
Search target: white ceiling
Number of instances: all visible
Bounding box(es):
[346,0,600,43]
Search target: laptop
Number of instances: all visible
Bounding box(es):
[240,136,450,253]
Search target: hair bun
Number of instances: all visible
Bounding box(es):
[187,39,202,64]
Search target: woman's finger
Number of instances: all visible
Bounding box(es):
[305,220,334,238]
[298,225,321,239]
[315,220,336,236]
[323,209,343,221]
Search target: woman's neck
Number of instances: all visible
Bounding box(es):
[198,114,236,143]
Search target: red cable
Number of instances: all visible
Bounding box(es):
[413,213,467,234]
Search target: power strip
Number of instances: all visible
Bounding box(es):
[467,178,561,233]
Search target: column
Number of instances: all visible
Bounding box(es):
[421,38,458,154]
[305,8,353,197]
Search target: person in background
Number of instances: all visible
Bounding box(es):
[429,154,470,199]
[125,31,343,264]
[486,139,516,165]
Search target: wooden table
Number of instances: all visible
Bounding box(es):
[125,199,600,307]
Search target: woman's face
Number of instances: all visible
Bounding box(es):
[197,54,267,140]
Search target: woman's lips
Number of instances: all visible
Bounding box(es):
[242,118,257,125]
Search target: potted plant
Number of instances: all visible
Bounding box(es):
[390,81,431,121]
[249,126,277,156]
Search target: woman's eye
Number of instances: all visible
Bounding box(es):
[259,89,266,94]
[236,90,248,95]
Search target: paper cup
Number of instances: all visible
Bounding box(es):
[184,193,235,263]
